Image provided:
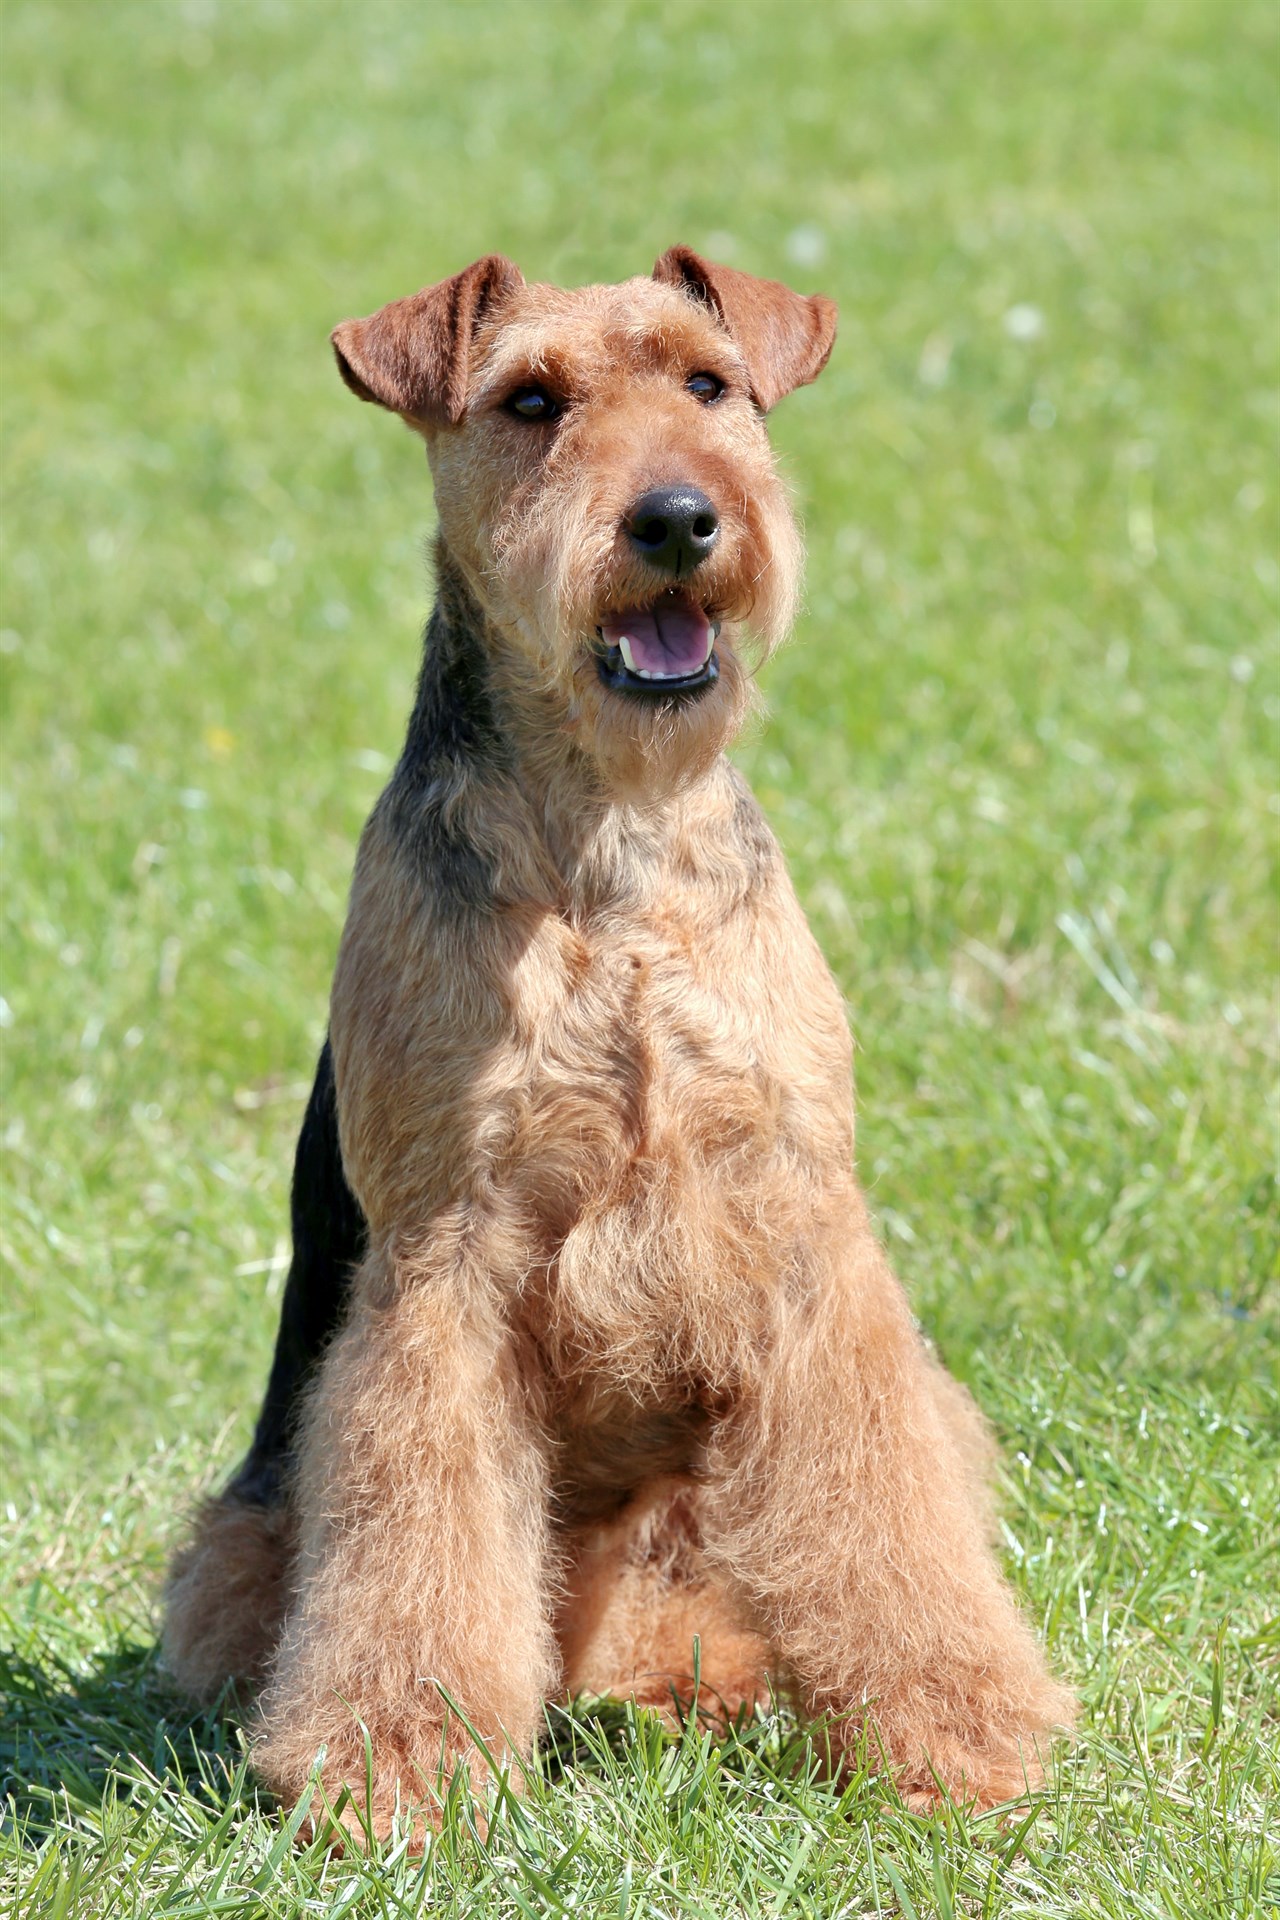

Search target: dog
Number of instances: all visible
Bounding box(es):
[163,247,1075,1842]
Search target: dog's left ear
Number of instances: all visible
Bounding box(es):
[653,245,837,413]
[331,255,525,427]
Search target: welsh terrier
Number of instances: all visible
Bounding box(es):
[163,247,1075,1839]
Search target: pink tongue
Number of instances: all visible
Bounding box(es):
[601,602,712,675]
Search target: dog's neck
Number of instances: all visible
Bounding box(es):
[404,543,611,815]
[401,550,512,786]
[395,545,715,908]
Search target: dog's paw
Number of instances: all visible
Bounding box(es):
[893,1739,1051,1815]
[261,1727,495,1855]
[299,1782,473,1856]
[825,1696,1073,1815]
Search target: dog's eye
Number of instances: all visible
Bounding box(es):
[505,386,561,422]
[686,372,725,404]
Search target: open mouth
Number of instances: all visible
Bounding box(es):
[595,594,720,697]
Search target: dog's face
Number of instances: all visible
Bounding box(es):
[332,250,836,794]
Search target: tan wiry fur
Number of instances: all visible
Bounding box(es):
[164,1497,294,1698]
[163,250,1075,1845]
[557,1477,773,1720]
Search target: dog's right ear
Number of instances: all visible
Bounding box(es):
[331,256,525,427]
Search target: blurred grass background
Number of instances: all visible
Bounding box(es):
[2,0,1277,1912]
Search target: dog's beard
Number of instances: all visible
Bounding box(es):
[570,636,759,802]
[481,491,801,798]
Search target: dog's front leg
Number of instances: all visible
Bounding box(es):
[704,1197,1076,1810]
[253,1235,554,1845]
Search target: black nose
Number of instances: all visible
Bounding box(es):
[625,485,720,576]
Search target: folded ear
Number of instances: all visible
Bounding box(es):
[653,245,837,412]
[331,255,525,426]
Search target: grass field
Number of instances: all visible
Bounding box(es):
[2,0,1277,1911]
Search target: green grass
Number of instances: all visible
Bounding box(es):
[2,0,1277,1911]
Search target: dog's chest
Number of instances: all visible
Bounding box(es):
[332,806,854,1253]
[509,910,782,1178]
[502,894,854,1382]
[504,875,853,1234]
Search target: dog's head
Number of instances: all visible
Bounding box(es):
[332,249,836,795]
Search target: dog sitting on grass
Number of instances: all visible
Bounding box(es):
[163,247,1075,1842]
